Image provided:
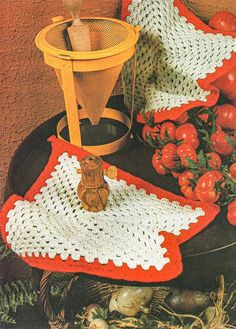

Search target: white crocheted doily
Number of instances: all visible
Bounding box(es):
[5,152,205,272]
[122,0,236,116]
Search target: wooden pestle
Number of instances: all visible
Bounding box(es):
[63,0,91,51]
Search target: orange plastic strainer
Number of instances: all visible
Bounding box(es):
[35,17,140,155]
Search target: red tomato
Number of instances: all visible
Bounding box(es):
[181,185,198,200]
[175,124,199,149]
[178,171,195,187]
[177,143,198,167]
[209,11,236,32]
[213,66,236,100]
[178,171,198,200]
[227,209,236,225]
[196,171,223,191]
[195,171,223,203]
[214,104,236,130]
[196,189,220,203]
[160,122,176,141]
[176,123,197,139]
[229,163,236,179]
[209,11,236,100]
[228,199,236,211]
[210,131,234,156]
[185,135,199,149]
[161,143,178,169]
[152,151,169,175]
[206,152,222,169]
[172,172,182,179]
[227,200,236,225]
[142,124,160,141]
[174,112,189,125]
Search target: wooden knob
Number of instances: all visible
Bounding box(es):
[104,166,118,180]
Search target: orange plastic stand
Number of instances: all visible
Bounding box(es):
[57,108,132,156]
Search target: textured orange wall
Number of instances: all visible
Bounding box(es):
[0,0,119,206]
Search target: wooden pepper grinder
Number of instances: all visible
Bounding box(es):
[77,156,117,212]
[62,0,91,52]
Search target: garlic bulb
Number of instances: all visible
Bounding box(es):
[89,319,109,329]
[109,286,154,316]
[109,292,119,313]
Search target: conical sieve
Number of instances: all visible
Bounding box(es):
[36,16,140,155]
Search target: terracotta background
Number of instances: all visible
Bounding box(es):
[1,0,236,208]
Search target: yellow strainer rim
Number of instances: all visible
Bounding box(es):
[35,17,141,60]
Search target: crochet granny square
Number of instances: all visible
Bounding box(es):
[0,137,219,282]
[122,0,236,122]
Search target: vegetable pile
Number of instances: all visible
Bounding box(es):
[143,104,236,225]
[141,10,236,225]
[71,276,236,329]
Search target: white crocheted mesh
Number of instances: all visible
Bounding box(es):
[122,0,236,114]
[5,153,204,271]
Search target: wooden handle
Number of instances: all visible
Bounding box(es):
[62,0,85,21]
[63,0,91,51]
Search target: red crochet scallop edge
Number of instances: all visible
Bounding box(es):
[136,86,219,124]
[0,137,220,282]
[121,0,131,21]
[122,0,236,123]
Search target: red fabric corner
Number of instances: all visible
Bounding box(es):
[121,0,132,20]
[0,195,25,244]
[173,0,236,87]
[0,137,220,282]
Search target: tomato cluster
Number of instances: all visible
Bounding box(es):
[142,103,236,225]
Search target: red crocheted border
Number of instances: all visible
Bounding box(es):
[122,0,236,123]
[0,137,220,282]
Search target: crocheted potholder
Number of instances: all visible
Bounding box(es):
[122,0,236,122]
[0,137,220,282]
